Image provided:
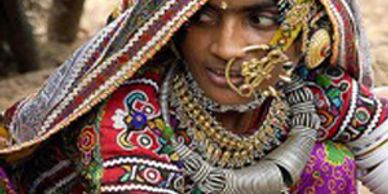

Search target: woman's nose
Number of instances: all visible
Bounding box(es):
[209,20,246,61]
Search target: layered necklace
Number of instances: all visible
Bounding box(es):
[171,70,289,169]
[160,65,320,193]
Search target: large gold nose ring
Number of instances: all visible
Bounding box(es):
[225,44,292,98]
[225,44,271,98]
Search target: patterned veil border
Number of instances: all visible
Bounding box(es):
[2,0,208,154]
[0,0,373,154]
[321,0,374,87]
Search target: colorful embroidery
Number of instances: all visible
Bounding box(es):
[103,157,184,193]
[292,141,357,194]
[302,66,352,140]
[301,66,388,143]
[99,73,184,193]
[42,0,207,151]
[3,0,208,155]
[337,85,381,141]
[2,68,366,193]
[78,126,98,165]
[324,141,353,166]
[112,89,161,151]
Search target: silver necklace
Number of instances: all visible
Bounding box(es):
[160,65,320,194]
[172,72,290,168]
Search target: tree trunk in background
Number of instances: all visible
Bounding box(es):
[48,0,86,43]
[0,0,40,73]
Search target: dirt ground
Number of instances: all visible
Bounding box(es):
[0,1,386,193]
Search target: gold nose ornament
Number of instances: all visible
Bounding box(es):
[225,45,294,98]
[224,0,314,98]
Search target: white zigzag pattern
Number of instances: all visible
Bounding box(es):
[103,157,179,171]
[101,184,179,194]
[125,78,160,91]
[42,0,177,132]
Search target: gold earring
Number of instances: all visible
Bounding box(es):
[305,28,331,69]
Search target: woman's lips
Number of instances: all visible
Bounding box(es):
[206,67,243,87]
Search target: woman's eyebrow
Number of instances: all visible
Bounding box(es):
[243,2,278,13]
[201,3,220,12]
[206,1,277,12]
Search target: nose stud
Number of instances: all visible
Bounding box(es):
[220,1,228,10]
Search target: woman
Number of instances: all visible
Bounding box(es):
[0,0,386,193]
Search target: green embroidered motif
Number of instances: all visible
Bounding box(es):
[316,74,332,88]
[84,103,105,193]
[324,141,354,166]
[63,103,105,193]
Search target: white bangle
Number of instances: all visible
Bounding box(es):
[352,133,388,156]
[373,182,388,194]
[371,181,388,194]
[360,159,388,188]
[348,117,388,148]
[349,122,388,156]
[356,139,388,169]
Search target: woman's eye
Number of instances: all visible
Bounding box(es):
[197,11,217,24]
[248,14,277,28]
[190,8,218,26]
[198,12,213,23]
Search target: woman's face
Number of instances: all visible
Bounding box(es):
[180,0,299,105]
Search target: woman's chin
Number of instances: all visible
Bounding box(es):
[206,90,255,106]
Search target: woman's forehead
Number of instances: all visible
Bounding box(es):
[207,0,276,11]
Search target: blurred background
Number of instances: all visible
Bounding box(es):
[0,0,117,109]
[0,1,386,193]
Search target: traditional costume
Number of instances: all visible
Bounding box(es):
[0,0,387,193]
